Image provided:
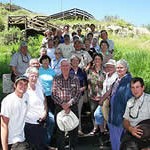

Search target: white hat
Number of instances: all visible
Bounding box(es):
[57,110,79,132]
[105,59,116,66]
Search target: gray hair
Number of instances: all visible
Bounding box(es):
[116,59,129,71]
[25,67,39,77]
[29,58,39,66]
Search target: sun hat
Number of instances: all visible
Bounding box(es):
[137,119,150,141]
[105,59,116,66]
[56,110,79,132]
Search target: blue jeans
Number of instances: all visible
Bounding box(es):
[46,111,55,145]
[94,105,104,125]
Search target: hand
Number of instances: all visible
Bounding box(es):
[129,125,143,139]
[80,87,85,92]
[98,100,103,106]
[62,102,71,110]
[91,96,100,101]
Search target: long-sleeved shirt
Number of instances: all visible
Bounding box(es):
[52,74,81,106]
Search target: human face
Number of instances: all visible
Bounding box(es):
[131,81,144,99]
[61,60,71,76]
[105,64,115,75]
[55,50,62,59]
[100,42,108,52]
[20,46,28,55]
[84,40,90,49]
[100,31,108,40]
[28,72,38,86]
[116,64,127,78]
[74,41,81,51]
[42,58,50,68]
[71,57,80,68]
[15,80,28,97]
[94,56,102,66]
[30,60,40,69]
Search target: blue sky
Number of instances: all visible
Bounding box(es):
[2,0,150,26]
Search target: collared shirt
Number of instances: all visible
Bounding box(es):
[10,52,31,75]
[71,50,93,69]
[123,93,150,126]
[52,74,81,106]
[51,57,63,76]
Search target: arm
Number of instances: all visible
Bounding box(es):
[1,115,9,150]
[40,96,48,121]
[51,78,64,106]
[123,118,143,139]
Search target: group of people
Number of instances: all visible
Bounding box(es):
[1,23,150,150]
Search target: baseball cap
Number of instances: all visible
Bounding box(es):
[15,75,28,84]
[20,41,27,47]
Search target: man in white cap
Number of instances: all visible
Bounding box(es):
[1,75,31,150]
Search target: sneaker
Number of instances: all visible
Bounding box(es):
[89,128,99,135]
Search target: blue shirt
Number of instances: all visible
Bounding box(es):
[39,66,56,96]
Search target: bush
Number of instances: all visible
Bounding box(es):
[0,17,5,32]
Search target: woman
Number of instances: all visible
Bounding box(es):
[94,59,118,145]
[108,59,132,150]
[24,67,48,149]
[38,55,56,148]
[70,55,88,136]
[87,53,105,135]
[100,40,113,66]
[51,48,63,76]
[39,55,56,114]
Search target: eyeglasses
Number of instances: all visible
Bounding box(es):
[129,98,144,119]
[55,52,61,54]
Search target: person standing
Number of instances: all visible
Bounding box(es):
[108,59,132,150]
[70,55,88,136]
[52,59,81,150]
[1,75,30,150]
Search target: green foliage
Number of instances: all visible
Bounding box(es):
[0,17,5,32]
[27,35,43,58]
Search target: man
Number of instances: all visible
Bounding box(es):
[10,41,31,82]
[1,75,30,150]
[52,59,81,150]
[120,77,150,150]
[57,34,75,59]
[29,58,40,69]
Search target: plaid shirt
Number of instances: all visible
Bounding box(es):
[52,74,81,106]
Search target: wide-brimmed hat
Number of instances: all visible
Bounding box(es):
[105,59,116,66]
[137,119,150,140]
[57,110,79,132]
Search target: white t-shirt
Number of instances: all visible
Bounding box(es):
[1,92,29,144]
[25,84,45,124]
[58,43,75,58]
[47,47,56,60]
